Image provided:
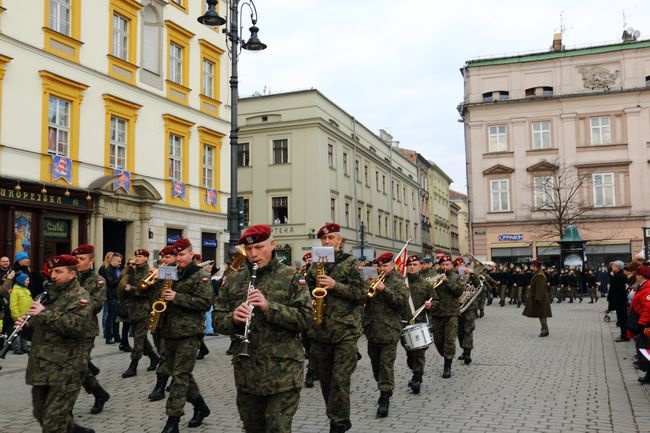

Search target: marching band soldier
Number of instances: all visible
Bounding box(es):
[72,244,111,415]
[496,265,508,307]
[159,239,213,433]
[558,268,569,303]
[306,223,366,433]
[429,255,463,378]
[363,252,408,417]
[420,257,434,279]
[148,245,176,402]
[522,260,552,337]
[403,255,438,394]
[18,255,95,433]
[455,258,479,365]
[214,225,311,432]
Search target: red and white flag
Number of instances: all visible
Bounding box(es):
[393,239,411,278]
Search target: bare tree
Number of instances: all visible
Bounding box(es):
[526,159,589,241]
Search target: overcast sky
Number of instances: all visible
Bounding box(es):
[236,0,650,192]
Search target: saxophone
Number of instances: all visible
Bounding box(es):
[312,260,328,326]
[148,277,172,332]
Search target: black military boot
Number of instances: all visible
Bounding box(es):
[196,341,210,360]
[463,349,472,365]
[88,361,100,376]
[410,373,422,394]
[304,369,316,388]
[188,395,211,427]
[72,424,96,433]
[499,300,505,307]
[148,374,169,401]
[376,391,390,417]
[330,420,351,433]
[121,359,138,378]
[442,358,452,378]
[90,384,110,414]
[161,416,180,433]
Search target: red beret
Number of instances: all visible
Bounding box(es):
[317,223,340,239]
[42,262,51,278]
[172,239,192,254]
[438,255,452,265]
[531,259,542,267]
[638,266,650,279]
[303,252,312,261]
[46,254,78,269]
[193,253,202,261]
[239,224,272,245]
[71,244,94,256]
[453,257,464,266]
[134,249,150,257]
[159,246,173,256]
[407,255,421,264]
[374,252,394,265]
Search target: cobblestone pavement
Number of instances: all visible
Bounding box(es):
[1,300,648,433]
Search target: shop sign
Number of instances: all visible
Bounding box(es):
[43,219,70,239]
[498,234,523,241]
[272,225,297,236]
[0,187,87,209]
[202,239,218,248]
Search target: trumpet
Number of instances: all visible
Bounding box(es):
[138,268,159,289]
[312,260,327,326]
[221,245,247,284]
[367,272,387,298]
[197,259,215,269]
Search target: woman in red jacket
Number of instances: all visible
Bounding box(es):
[628,265,650,383]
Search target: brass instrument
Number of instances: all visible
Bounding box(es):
[148,278,171,332]
[221,245,247,284]
[312,259,328,326]
[138,267,159,289]
[197,260,215,269]
[367,272,387,297]
[238,263,259,358]
[459,275,485,314]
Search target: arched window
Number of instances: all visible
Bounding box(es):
[140,3,163,88]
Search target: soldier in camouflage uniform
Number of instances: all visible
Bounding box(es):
[119,249,160,378]
[430,255,464,378]
[20,255,95,433]
[363,252,408,417]
[454,258,479,365]
[214,225,311,433]
[72,245,111,415]
[402,255,438,394]
[420,257,434,279]
[306,223,366,433]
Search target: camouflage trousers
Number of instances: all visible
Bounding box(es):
[236,388,301,433]
[153,331,169,376]
[131,318,155,361]
[310,338,359,426]
[32,383,82,433]
[301,332,314,371]
[558,286,568,300]
[548,285,558,301]
[512,286,522,303]
[166,336,201,417]
[367,340,398,392]
[457,310,477,350]
[430,316,458,360]
[401,342,427,375]
[81,338,100,393]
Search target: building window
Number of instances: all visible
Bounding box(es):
[355,159,360,182]
[242,198,250,227]
[533,176,554,209]
[202,59,214,98]
[393,219,397,240]
[378,214,382,235]
[498,91,509,101]
[357,206,362,225]
[272,139,288,164]
[201,232,217,263]
[345,202,350,226]
[328,143,334,168]
[109,115,127,169]
[382,175,386,193]
[366,209,371,232]
[343,152,349,175]
[49,0,71,35]
[375,171,380,191]
[168,133,182,181]
[47,96,70,156]
[482,92,493,103]
[112,13,129,60]
[593,173,615,207]
[169,0,187,13]
[488,125,507,152]
[364,164,369,186]
[169,42,183,84]
[590,116,611,145]
[166,227,183,245]
[199,39,223,116]
[202,144,214,188]
[399,221,403,240]
[384,215,388,235]
[490,179,510,212]
[141,5,161,75]
[272,197,288,223]
[330,198,336,221]
[532,121,551,149]
[238,142,250,167]
[403,187,407,205]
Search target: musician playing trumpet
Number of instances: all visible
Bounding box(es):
[403,255,439,394]
[363,252,408,418]
[213,224,311,433]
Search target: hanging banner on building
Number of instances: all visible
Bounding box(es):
[206,188,218,207]
[52,155,72,184]
[172,181,186,200]
[113,169,131,192]
[14,211,32,258]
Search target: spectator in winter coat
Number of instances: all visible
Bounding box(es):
[607,260,630,342]
[9,272,32,354]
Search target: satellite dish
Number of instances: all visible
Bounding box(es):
[633,30,641,39]
[627,27,634,34]
[252,91,262,97]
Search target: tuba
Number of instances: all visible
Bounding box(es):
[312,260,328,326]
[459,275,485,314]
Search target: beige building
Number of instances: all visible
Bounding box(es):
[460,34,650,265]
[449,190,470,256]
[429,162,453,254]
[0,1,231,267]
[237,90,423,265]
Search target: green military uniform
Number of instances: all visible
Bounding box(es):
[457,271,480,363]
[306,251,366,432]
[149,264,175,402]
[214,259,311,432]
[364,270,408,393]
[522,269,552,336]
[476,269,497,316]
[26,278,92,433]
[430,271,463,362]
[159,261,212,420]
[78,269,106,392]
[120,263,158,363]
[403,271,438,391]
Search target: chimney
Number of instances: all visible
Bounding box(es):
[552,33,563,52]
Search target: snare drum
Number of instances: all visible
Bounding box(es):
[401,322,433,351]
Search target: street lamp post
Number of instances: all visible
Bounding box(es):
[198,0,266,259]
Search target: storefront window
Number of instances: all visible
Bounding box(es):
[585,243,631,268]
[491,246,532,265]
[201,232,217,263]
[43,218,71,257]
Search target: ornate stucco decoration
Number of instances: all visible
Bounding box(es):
[579,66,619,90]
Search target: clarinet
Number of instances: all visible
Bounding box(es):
[0,291,49,359]
[237,263,258,359]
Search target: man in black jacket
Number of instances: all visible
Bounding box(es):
[103,253,123,344]
[607,260,629,342]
